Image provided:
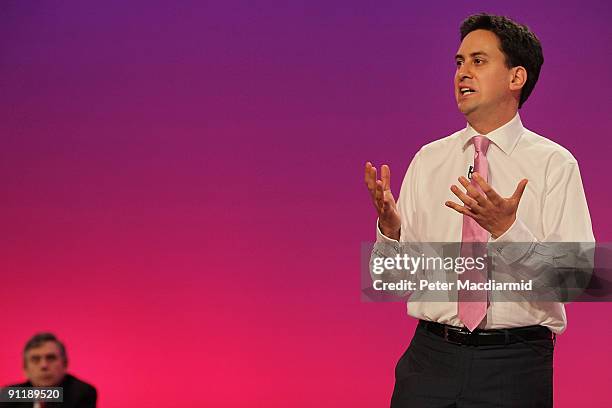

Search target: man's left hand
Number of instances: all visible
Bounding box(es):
[445,172,528,239]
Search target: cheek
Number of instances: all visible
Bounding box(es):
[488,72,511,92]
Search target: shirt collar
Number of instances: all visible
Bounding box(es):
[459,112,525,155]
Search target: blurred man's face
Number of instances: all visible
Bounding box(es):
[24,341,67,387]
[454,29,516,119]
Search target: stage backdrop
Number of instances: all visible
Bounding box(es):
[1,1,610,406]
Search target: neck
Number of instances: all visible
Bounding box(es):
[466,105,518,135]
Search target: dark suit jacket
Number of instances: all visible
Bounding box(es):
[0,373,96,408]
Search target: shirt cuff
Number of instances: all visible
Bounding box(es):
[488,217,537,264]
[376,219,400,245]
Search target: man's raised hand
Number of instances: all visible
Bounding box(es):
[365,162,401,240]
[445,172,528,239]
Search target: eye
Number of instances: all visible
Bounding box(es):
[455,60,463,67]
[474,58,483,65]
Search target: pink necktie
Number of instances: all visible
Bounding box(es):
[458,135,490,331]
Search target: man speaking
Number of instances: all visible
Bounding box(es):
[364,13,594,407]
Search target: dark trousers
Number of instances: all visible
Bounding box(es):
[391,323,554,408]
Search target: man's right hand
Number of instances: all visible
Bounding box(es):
[365,162,401,240]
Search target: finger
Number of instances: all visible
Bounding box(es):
[382,188,396,210]
[381,164,391,191]
[450,184,480,211]
[376,181,391,214]
[375,180,385,210]
[364,162,373,186]
[364,162,372,185]
[472,172,503,204]
[445,200,477,218]
[383,193,393,211]
[365,163,377,194]
[511,178,529,201]
[458,176,487,206]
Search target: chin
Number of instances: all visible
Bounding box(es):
[33,378,59,387]
[457,104,474,116]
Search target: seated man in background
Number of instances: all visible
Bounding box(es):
[1,333,96,408]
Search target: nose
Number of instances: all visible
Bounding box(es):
[456,64,472,82]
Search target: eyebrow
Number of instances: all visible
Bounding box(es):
[29,353,59,359]
[455,51,489,60]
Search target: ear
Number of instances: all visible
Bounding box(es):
[509,66,527,91]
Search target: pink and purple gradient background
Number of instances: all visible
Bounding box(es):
[1,1,611,406]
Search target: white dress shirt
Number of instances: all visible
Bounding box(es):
[374,113,595,333]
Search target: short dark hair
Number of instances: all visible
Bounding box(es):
[23,333,68,366]
[460,13,544,108]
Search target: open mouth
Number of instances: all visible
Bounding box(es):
[459,87,476,96]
